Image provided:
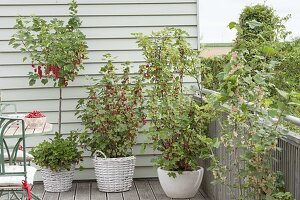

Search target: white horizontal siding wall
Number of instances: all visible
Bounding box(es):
[0,0,199,181]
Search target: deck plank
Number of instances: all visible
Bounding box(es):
[135,180,156,200]
[190,191,206,200]
[107,193,123,200]
[148,180,170,200]
[90,182,107,200]
[29,180,210,200]
[43,191,59,200]
[123,182,140,200]
[199,190,210,200]
[32,184,45,200]
[59,183,76,200]
[75,182,90,200]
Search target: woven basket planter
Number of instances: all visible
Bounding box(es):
[93,151,136,192]
[40,165,75,192]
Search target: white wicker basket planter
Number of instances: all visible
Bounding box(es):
[93,151,136,192]
[40,165,75,192]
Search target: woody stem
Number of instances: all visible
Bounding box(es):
[58,87,62,134]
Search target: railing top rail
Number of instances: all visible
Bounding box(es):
[193,88,300,145]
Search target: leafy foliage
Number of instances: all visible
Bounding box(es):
[274,38,300,112]
[207,4,297,198]
[231,4,300,132]
[209,50,294,199]
[9,0,88,134]
[134,28,215,175]
[30,132,83,172]
[76,54,145,158]
[9,0,88,87]
[275,38,300,92]
[235,4,289,43]
[201,55,231,90]
[231,4,290,71]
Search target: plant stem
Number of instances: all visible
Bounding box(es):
[196,76,203,103]
[58,87,62,134]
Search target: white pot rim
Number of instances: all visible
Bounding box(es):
[41,164,76,172]
[93,155,136,161]
[25,116,46,119]
[158,166,204,173]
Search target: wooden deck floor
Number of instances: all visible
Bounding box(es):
[29,179,209,200]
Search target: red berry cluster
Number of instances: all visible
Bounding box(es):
[73,52,84,65]
[25,110,45,118]
[30,51,84,86]
[32,64,60,80]
[48,65,60,79]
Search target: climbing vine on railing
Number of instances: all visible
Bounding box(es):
[209,49,294,199]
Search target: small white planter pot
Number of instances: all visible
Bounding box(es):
[40,165,75,192]
[157,167,204,199]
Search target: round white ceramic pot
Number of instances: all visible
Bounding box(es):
[157,167,204,199]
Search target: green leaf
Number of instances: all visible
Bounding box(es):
[246,19,262,29]
[228,21,237,29]
[41,79,48,85]
[276,89,289,99]
[12,43,21,49]
[263,98,273,107]
[213,140,220,148]
[262,46,277,56]
[9,38,16,45]
[29,79,36,86]
[268,109,278,118]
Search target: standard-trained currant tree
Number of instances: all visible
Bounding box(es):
[10,0,88,134]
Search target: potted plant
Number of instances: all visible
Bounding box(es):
[76,54,146,192]
[9,0,87,134]
[9,0,88,192]
[30,132,83,192]
[134,28,214,198]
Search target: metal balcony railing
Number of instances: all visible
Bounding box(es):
[194,88,300,200]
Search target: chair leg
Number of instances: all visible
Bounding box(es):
[9,191,24,200]
[31,192,41,200]
[0,190,31,200]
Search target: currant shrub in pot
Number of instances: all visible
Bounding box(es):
[30,132,83,172]
[30,132,83,192]
[76,54,146,157]
[151,94,214,174]
[133,27,216,198]
[134,28,215,175]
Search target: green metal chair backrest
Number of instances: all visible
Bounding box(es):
[0,116,27,181]
[0,103,17,115]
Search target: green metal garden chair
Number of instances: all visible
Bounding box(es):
[0,103,17,115]
[0,116,40,200]
[0,103,34,164]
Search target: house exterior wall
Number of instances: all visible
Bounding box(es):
[0,0,202,180]
[0,0,231,181]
